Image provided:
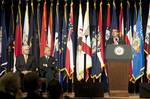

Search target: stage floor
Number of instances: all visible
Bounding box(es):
[63,92,148,99]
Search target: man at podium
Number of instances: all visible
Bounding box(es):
[106,28,124,45]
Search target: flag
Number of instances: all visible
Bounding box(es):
[105,2,111,45]
[82,1,92,80]
[65,2,74,78]
[145,4,150,55]
[8,2,15,70]
[37,0,41,41]
[22,2,29,45]
[59,3,68,86]
[76,3,84,81]
[29,1,40,66]
[47,3,54,56]
[1,3,8,66]
[125,1,132,81]
[15,2,22,57]
[119,2,124,39]
[133,4,137,38]
[145,4,150,76]
[61,3,68,71]
[132,5,145,81]
[98,2,105,69]
[54,2,60,68]
[40,0,47,57]
[91,2,101,79]
[111,1,118,31]
[125,1,132,45]
[28,1,34,50]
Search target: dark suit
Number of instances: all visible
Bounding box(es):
[106,37,125,45]
[39,56,56,81]
[16,55,35,73]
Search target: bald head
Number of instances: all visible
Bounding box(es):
[22,45,30,55]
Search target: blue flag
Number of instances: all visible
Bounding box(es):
[1,3,8,67]
[54,3,60,69]
[8,2,15,70]
[111,1,118,31]
[58,9,68,88]
[91,3,101,79]
[132,7,145,81]
[29,2,40,66]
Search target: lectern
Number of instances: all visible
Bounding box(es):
[105,44,132,97]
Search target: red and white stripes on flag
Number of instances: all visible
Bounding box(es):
[82,1,92,80]
[145,4,150,55]
[22,3,29,45]
[65,2,74,78]
[76,3,84,81]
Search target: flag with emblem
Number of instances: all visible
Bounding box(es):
[91,2,102,79]
[76,3,84,81]
[54,2,60,68]
[65,2,74,78]
[132,5,145,81]
[82,1,92,80]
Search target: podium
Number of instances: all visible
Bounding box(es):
[105,44,132,97]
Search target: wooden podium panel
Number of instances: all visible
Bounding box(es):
[105,45,132,97]
[107,60,130,97]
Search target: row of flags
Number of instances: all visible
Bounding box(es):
[0,0,150,83]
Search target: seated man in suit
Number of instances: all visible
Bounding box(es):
[39,46,56,81]
[16,45,35,75]
[106,28,124,45]
[39,46,56,92]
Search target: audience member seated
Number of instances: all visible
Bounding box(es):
[0,72,21,99]
[47,79,63,99]
[23,72,45,99]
